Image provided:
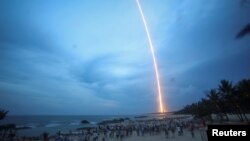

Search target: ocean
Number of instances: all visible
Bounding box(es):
[0,115,134,136]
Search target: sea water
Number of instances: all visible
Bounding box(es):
[0,115,132,136]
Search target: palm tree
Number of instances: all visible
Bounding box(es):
[177,78,250,124]
[206,89,228,121]
[218,80,244,122]
[236,24,250,39]
[236,0,250,39]
[197,98,214,119]
[235,79,250,123]
[0,109,8,121]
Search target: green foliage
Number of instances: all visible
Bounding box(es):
[177,78,250,122]
[0,109,8,120]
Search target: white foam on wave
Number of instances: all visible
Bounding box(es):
[90,121,97,125]
[69,121,81,125]
[45,123,61,128]
[16,124,37,129]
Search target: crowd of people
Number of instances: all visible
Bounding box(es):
[3,117,205,141]
[52,118,204,141]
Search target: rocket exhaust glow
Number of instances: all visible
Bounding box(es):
[136,0,166,113]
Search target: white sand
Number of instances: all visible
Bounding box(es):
[66,129,206,141]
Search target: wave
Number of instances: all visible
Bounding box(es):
[44,123,61,128]
[16,124,37,129]
[90,121,97,125]
[69,120,81,125]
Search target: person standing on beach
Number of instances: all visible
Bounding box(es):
[190,124,195,138]
[42,132,49,141]
[180,124,184,135]
[93,131,98,141]
[171,127,175,138]
[136,126,140,136]
[164,127,169,138]
[177,126,181,136]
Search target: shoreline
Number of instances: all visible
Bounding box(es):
[1,114,201,141]
[1,113,249,141]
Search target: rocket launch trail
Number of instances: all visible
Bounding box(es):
[136,0,166,113]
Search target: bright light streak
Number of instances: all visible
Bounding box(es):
[136,0,166,113]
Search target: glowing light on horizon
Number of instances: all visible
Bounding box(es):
[136,0,166,113]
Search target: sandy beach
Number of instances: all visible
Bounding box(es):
[1,114,209,141]
[42,114,207,141]
[62,129,205,141]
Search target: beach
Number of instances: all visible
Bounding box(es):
[3,113,249,141]
[1,114,210,141]
[63,129,205,141]
[38,114,206,141]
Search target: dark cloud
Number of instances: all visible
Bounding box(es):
[0,0,250,114]
[156,0,250,110]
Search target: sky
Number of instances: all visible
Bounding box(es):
[0,0,250,115]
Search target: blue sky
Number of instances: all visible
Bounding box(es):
[0,0,250,115]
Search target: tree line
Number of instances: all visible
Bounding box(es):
[177,79,250,123]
